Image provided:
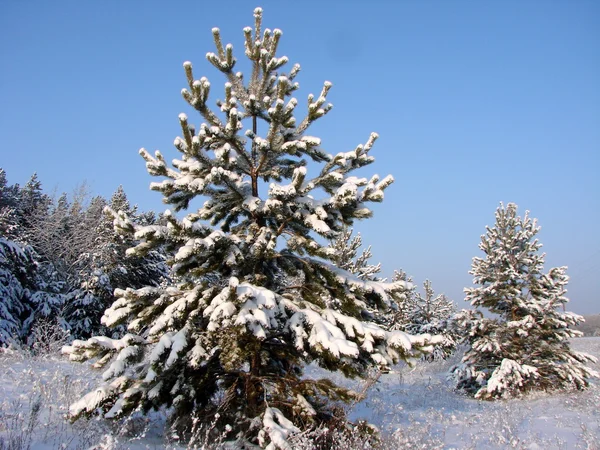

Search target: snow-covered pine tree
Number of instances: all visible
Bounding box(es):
[327,226,381,280]
[402,279,457,361]
[63,8,439,447]
[385,269,415,330]
[63,195,112,339]
[0,172,66,343]
[0,168,21,240]
[29,186,98,283]
[0,238,33,345]
[0,237,64,346]
[450,202,598,399]
[386,272,457,360]
[15,173,51,243]
[101,186,168,299]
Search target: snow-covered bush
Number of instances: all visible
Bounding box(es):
[450,202,598,399]
[27,318,71,357]
[62,7,440,448]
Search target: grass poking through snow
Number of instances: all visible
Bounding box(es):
[1,338,599,449]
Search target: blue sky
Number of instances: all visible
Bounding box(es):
[1,1,598,314]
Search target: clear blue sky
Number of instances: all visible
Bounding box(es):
[1,1,598,314]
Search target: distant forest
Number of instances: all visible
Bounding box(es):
[575,315,600,336]
[0,168,168,344]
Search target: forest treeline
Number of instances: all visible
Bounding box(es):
[0,168,168,343]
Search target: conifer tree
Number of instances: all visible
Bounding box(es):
[101,186,167,295]
[0,172,66,341]
[0,238,64,345]
[327,227,381,280]
[387,274,457,360]
[385,269,415,330]
[0,238,34,345]
[0,168,21,240]
[451,202,598,399]
[19,173,47,218]
[63,8,438,447]
[64,188,168,339]
[63,195,111,338]
[14,173,51,245]
[19,174,49,219]
[402,280,459,361]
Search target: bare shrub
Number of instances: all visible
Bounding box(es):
[27,318,70,357]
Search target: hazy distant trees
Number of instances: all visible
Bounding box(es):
[574,314,600,337]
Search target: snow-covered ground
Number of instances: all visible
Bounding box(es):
[348,337,600,449]
[1,338,598,449]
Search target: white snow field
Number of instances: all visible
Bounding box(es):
[1,338,598,449]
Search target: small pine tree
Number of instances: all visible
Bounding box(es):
[387,273,457,360]
[63,8,439,447]
[403,280,457,361]
[451,202,598,399]
[384,269,415,330]
[102,186,167,292]
[327,227,381,281]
